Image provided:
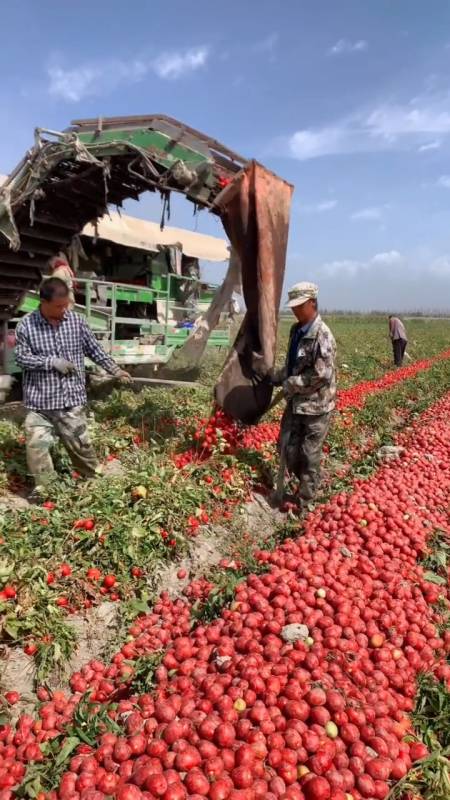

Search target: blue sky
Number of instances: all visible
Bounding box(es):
[3,0,450,310]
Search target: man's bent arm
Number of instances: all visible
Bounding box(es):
[284,344,334,398]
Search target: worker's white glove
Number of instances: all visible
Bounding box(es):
[116,369,132,383]
[51,358,77,376]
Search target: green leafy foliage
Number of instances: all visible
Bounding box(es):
[387,749,450,800]
[413,674,450,750]
[191,556,268,623]
[126,651,164,694]
[387,676,450,799]
[16,695,122,797]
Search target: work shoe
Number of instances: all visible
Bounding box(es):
[28,486,46,505]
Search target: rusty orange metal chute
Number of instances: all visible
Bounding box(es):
[214,161,293,424]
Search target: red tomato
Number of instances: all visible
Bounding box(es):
[4,691,20,705]
[303,776,331,800]
[86,567,102,581]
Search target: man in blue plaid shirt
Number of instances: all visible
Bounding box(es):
[15,277,130,492]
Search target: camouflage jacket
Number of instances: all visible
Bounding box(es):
[277,315,337,415]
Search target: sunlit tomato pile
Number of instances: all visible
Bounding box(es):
[336,348,450,411]
[1,394,449,800]
[175,352,450,470]
[174,412,282,469]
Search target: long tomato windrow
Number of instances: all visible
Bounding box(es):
[1,373,450,800]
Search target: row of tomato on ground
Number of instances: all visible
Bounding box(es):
[1,356,450,669]
[180,349,450,463]
[1,386,449,799]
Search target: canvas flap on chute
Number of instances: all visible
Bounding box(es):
[214,161,293,424]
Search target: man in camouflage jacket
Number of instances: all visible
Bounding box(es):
[272,282,336,502]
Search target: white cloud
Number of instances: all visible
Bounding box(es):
[321,250,403,277]
[153,46,209,79]
[290,126,351,160]
[48,66,111,103]
[366,101,450,139]
[291,247,450,311]
[322,258,361,277]
[329,39,368,56]
[288,90,450,160]
[302,199,337,214]
[48,47,209,101]
[437,174,450,188]
[371,250,402,265]
[418,140,441,152]
[351,206,384,221]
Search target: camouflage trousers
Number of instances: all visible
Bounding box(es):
[279,405,331,501]
[24,406,98,487]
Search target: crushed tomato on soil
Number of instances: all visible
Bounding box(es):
[1,387,450,800]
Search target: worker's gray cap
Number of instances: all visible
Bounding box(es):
[287,282,319,308]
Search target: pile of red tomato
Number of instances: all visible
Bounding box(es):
[336,349,450,410]
[173,411,280,468]
[175,352,450,471]
[1,387,450,799]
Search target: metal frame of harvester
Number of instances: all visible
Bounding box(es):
[3,212,232,374]
[0,115,247,376]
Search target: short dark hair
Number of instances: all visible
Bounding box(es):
[40,277,69,302]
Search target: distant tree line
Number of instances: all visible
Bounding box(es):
[280,309,450,318]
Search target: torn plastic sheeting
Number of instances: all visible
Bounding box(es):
[164,248,241,372]
[214,161,293,424]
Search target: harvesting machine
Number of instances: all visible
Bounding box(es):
[0,115,293,421]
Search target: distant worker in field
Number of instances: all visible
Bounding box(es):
[271,282,336,503]
[49,253,76,308]
[15,277,131,498]
[389,314,408,367]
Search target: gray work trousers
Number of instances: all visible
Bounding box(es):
[392,338,407,367]
[24,406,98,486]
[279,405,331,500]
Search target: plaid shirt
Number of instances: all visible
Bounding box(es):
[15,309,121,411]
